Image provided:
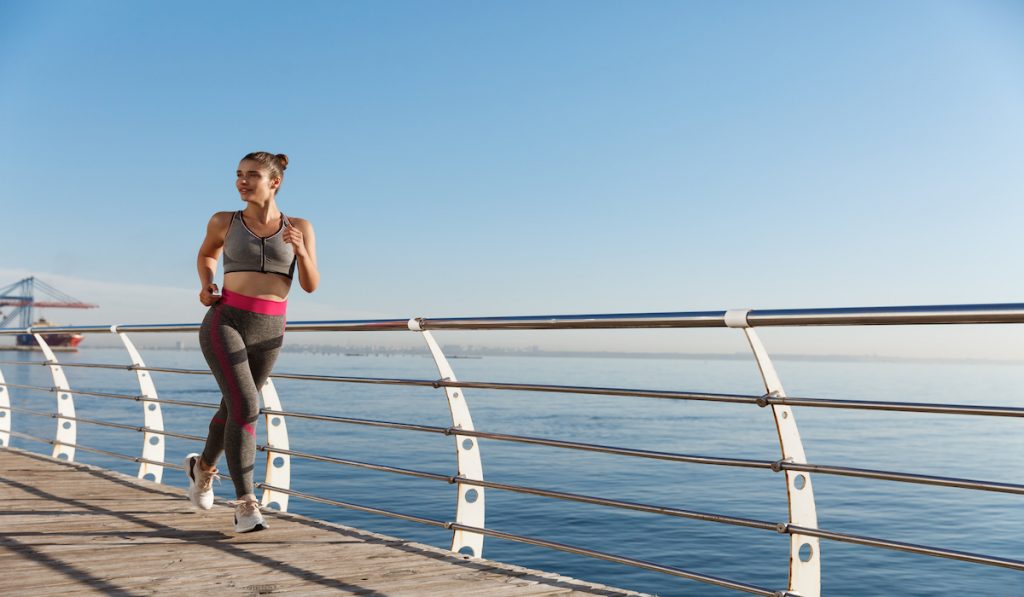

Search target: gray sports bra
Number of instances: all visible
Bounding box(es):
[222,211,296,279]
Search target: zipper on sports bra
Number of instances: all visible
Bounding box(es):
[260,238,266,273]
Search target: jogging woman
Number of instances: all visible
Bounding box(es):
[185,151,319,532]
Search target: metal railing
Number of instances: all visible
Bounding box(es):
[1,302,1023,597]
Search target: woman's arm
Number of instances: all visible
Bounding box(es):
[283,218,319,293]
[197,212,231,305]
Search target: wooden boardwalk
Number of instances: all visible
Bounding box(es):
[0,448,649,596]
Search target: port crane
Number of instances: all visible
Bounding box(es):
[0,277,99,347]
[0,277,98,328]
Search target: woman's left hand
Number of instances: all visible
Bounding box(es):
[283,221,308,259]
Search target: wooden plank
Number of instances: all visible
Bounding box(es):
[0,447,649,596]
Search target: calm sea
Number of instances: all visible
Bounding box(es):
[3,346,1022,596]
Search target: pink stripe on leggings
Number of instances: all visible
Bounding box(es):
[220,289,287,315]
[209,306,256,436]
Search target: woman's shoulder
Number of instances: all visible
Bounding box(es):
[286,215,314,230]
[208,211,236,225]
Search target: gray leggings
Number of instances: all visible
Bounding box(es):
[199,301,285,498]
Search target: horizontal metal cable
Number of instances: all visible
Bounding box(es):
[260,408,451,433]
[258,408,772,469]
[436,379,758,404]
[69,443,148,464]
[766,395,1024,418]
[5,433,140,464]
[447,522,788,597]
[7,430,52,444]
[255,445,452,482]
[0,381,217,410]
[255,483,448,528]
[3,405,54,418]
[72,446,229,479]
[4,365,1020,419]
[143,457,185,471]
[410,428,774,468]
[2,437,217,477]
[0,361,214,378]
[0,381,48,391]
[69,416,206,443]
[0,382,143,402]
[269,371,436,386]
[113,365,212,376]
[144,457,221,477]
[0,360,134,370]
[144,428,205,442]
[435,379,1024,418]
[7,364,1018,419]
[788,524,1024,572]
[0,406,205,443]
[132,397,219,410]
[0,363,439,388]
[781,462,1024,495]
[452,476,778,532]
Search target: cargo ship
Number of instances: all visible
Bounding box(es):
[16,317,85,348]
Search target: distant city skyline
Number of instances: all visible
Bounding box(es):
[3,1,1023,360]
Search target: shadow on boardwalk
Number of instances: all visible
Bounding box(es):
[0,448,648,596]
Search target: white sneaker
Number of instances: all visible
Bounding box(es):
[232,498,268,533]
[183,453,217,510]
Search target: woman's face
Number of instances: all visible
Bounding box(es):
[236,159,279,204]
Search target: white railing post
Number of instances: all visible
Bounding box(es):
[260,377,291,511]
[725,309,821,597]
[32,332,76,461]
[0,366,9,447]
[409,318,486,557]
[114,327,165,482]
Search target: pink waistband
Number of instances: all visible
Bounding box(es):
[219,289,288,316]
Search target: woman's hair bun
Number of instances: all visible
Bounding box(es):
[276,154,289,170]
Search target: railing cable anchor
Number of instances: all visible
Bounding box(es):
[757,391,780,407]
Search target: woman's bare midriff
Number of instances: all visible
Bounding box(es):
[223,271,291,301]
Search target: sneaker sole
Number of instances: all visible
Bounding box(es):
[235,517,269,533]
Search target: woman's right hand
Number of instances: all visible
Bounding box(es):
[199,283,221,306]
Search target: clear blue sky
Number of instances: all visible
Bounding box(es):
[2,1,1023,357]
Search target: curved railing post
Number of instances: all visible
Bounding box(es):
[32,331,76,461]
[409,318,486,557]
[114,327,165,482]
[725,309,821,596]
[260,377,291,511]
[0,365,9,447]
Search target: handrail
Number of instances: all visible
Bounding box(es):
[0,302,1022,336]
[0,300,1021,597]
